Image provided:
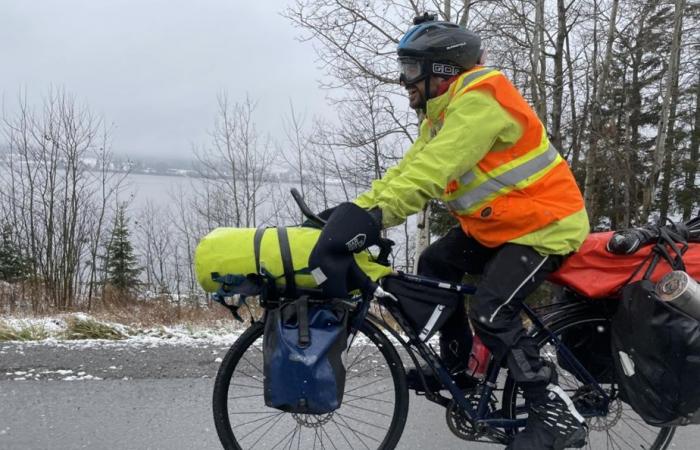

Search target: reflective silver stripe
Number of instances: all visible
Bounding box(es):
[457,169,476,187]
[457,67,498,92]
[447,145,560,212]
[419,304,445,341]
[489,255,549,323]
[547,384,586,424]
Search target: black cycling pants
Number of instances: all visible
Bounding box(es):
[417,226,563,402]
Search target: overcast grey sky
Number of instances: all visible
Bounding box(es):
[1,0,332,158]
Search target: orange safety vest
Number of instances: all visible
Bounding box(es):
[441,67,585,248]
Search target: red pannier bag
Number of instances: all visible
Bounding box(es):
[549,231,700,298]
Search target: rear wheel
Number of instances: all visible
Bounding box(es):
[502,314,676,449]
[213,318,409,450]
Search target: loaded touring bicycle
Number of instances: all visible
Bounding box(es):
[198,189,700,449]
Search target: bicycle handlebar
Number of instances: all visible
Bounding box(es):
[289,188,394,265]
[290,188,326,228]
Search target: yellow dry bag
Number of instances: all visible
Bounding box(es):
[195,226,393,293]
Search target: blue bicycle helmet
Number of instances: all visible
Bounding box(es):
[397,14,482,107]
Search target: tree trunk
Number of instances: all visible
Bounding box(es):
[584,0,619,224]
[640,0,685,222]
[550,0,568,150]
[531,0,548,124]
[659,37,682,222]
[413,203,430,275]
[682,71,700,220]
[458,0,471,26]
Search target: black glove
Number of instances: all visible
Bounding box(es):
[368,207,383,229]
[308,202,382,298]
[606,228,658,255]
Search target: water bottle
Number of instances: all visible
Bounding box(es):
[656,271,700,320]
[467,334,491,380]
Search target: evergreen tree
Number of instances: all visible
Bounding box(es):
[104,206,141,291]
[0,223,31,282]
[428,200,458,237]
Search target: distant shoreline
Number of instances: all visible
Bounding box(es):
[0,160,342,185]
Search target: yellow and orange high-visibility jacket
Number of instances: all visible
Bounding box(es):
[354,66,589,255]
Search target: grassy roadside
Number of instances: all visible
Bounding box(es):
[0,299,243,342]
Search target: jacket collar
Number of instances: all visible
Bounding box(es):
[425,75,459,123]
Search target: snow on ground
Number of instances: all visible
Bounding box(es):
[1,312,428,351]
[0,313,243,349]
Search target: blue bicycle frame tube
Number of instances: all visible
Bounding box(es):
[521,303,610,401]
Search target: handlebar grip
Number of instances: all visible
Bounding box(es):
[376,238,394,266]
[291,188,326,227]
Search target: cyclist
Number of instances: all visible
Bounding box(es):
[350,15,591,450]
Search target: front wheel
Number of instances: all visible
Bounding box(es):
[213,318,409,450]
[502,313,676,449]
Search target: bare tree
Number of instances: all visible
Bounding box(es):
[194,93,275,228]
[0,88,122,310]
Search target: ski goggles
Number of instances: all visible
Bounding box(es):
[398,57,462,85]
[397,57,426,85]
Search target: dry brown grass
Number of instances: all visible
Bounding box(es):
[0,282,234,330]
[0,321,49,341]
[63,316,127,340]
[86,287,233,328]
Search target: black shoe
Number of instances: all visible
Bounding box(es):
[506,384,588,450]
[406,366,477,392]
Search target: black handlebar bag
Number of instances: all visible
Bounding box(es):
[611,228,700,426]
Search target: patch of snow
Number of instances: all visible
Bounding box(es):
[62,373,101,381]
[72,312,91,322]
[1,313,242,347]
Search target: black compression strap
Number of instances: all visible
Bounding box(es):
[253,227,266,274]
[276,226,297,298]
[296,296,310,347]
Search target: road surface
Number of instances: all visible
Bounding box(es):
[1,340,697,449]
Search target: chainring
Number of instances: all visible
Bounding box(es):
[445,390,497,441]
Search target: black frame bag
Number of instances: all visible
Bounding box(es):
[611,228,700,426]
[382,275,462,341]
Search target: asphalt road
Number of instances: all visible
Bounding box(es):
[1,340,699,449]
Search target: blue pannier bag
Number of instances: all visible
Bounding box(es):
[263,296,350,414]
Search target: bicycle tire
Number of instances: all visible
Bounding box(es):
[213,318,409,450]
[501,312,676,450]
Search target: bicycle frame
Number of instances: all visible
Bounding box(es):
[372,272,612,444]
[281,189,613,443]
